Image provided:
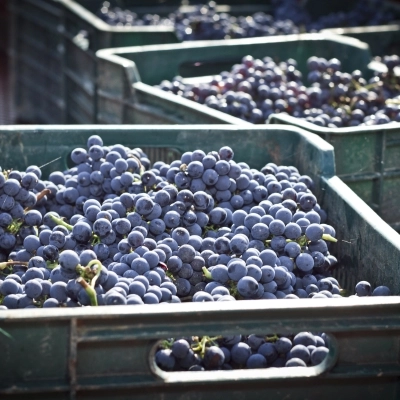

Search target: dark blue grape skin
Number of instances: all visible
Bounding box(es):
[286,358,307,367]
[355,281,372,297]
[171,339,190,359]
[155,349,176,371]
[310,346,329,366]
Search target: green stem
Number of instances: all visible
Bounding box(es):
[77,277,98,306]
[322,234,338,243]
[88,260,103,289]
[91,233,101,245]
[7,219,24,235]
[48,214,73,231]
[161,339,175,349]
[202,267,212,280]
[265,334,279,342]
[46,261,59,270]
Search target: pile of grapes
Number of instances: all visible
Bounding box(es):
[96,0,395,41]
[0,135,391,371]
[157,54,400,127]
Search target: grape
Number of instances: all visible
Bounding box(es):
[231,342,252,365]
[286,358,307,367]
[43,298,60,308]
[372,286,391,296]
[24,280,42,299]
[105,290,127,305]
[155,349,176,371]
[288,345,311,364]
[171,339,190,359]
[295,253,314,273]
[293,332,317,347]
[49,281,68,303]
[355,281,372,297]
[227,259,247,281]
[203,346,225,369]
[258,342,278,363]
[310,347,329,366]
[1,279,21,295]
[305,224,324,242]
[237,276,259,298]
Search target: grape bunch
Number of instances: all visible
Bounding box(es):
[273,0,395,31]
[97,0,395,41]
[157,54,400,127]
[97,0,301,40]
[156,331,330,371]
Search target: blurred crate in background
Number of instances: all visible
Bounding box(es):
[95,33,371,124]
[8,0,399,124]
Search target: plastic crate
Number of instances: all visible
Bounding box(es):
[8,0,66,123]
[8,0,274,124]
[95,33,371,124]
[1,125,400,399]
[268,115,400,232]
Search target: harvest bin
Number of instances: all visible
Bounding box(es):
[95,33,371,124]
[7,0,275,125]
[1,125,400,399]
[8,0,383,125]
[267,115,400,232]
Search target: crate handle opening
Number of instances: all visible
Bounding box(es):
[148,332,338,383]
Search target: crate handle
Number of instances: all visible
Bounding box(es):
[148,333,338,383]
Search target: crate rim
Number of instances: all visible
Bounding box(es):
[95,32,370,58]
[321,22,400,36]
[0,296,399,321]
[268,114,400,135]
[59,0,178,33]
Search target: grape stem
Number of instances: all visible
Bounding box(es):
[24,189,51,212]
[46,261,59,270]
[48,214,73,231]
[77,277,98,307]
[87,260,103,289]
[202,266,212,280]
[0,261,28,270]
[265,334,279,342]
[322,234,337,243]
[191,336,222,358]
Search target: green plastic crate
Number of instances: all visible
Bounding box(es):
[95,33,371,124]
[8,0,66,123]
[8,0,274,124]
[268,114,400,232]
[1,125,400,399]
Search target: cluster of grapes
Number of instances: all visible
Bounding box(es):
[274,0,395,31]
[97,0,395,41]
[97,1,301,41]
[156,331,329,371]
[157,54,400,127]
